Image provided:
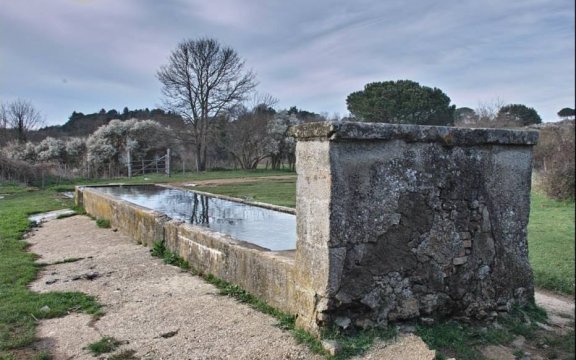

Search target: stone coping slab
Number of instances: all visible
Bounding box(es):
[290,121,539,145]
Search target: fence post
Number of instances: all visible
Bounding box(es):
[166,148,171,177]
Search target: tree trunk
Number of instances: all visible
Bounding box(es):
[202,141,208,171]
[195,142,207,172]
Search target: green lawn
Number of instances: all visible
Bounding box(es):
[195,178,296,208]
[0,184,101,359]
[43,168,296,192]
[528,191,575,295]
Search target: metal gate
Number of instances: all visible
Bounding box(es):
[127,149,171,178]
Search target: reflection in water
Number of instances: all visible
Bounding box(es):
[190,192,209,225]
[92,185,295,251]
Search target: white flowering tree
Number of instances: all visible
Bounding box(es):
[86,119,174,176]
[2,140,37,163]
[65,137,87,168]
[267,111,300,170]
[35,137,66,163]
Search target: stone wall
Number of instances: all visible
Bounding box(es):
[79,187,166,246]
[291,122,538,334]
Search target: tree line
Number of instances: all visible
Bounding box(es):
[1,37,573,199]
[0,101,326,179]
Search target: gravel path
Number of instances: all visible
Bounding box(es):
[27,215,436,360]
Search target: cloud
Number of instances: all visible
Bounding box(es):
[0,0,573,124]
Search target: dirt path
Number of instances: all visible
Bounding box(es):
[27,216,436,360]
[535,290,575,330]
[174,175,296,187]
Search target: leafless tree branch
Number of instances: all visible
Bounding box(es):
[0,99,44,143]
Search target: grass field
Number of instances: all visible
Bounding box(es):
[0,184,101,359]
[37,168,296,192]
[528,191,575,295]
[195,177,296,208]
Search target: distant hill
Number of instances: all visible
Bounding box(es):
[27,107,187,142]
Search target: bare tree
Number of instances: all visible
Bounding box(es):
[0,106,6,129]
[225,107,273,169]
[475,97,506,124]
[157,38,257,171]
[0,99,44,143]
[248,93,278,111]
[222,95,277,169]
[0,105,7,145]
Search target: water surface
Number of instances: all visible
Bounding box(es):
[92,185,296,251]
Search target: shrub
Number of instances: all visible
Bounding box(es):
[534,122,575,201]
[0,154,36,183]
[541,147,575,201]
[35,137,66,163]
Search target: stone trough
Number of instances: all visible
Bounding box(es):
[76,121,538,335]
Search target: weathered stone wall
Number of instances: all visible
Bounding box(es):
[291,122,538,334]
[80,187,166,246]
[164,220,298,313]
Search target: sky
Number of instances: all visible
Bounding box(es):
[1,0,574,126]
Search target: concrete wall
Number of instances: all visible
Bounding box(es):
[80,187,165,246]
[291,122,538,334]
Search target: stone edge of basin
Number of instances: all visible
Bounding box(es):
[289,121,539,145]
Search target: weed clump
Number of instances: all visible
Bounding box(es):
[71,205,87,215]
[95,219,111,228]
[151,241,166,257]
[86,336,121,355]
[150,241,189,269]
[416,303,549,360]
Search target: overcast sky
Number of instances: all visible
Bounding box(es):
[1,0,574,126]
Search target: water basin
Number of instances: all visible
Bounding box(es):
[92,185,296,251]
